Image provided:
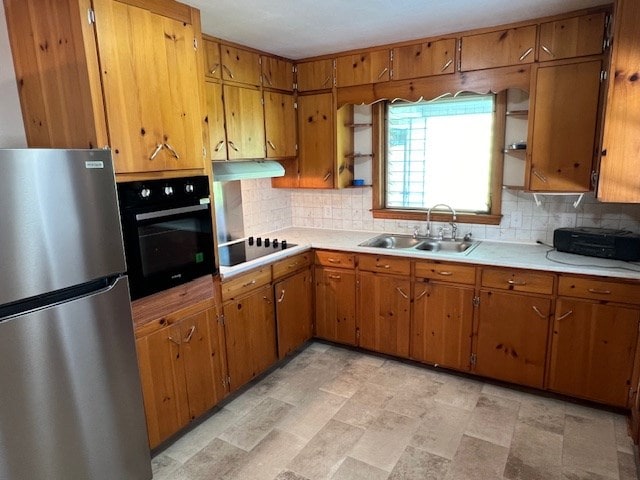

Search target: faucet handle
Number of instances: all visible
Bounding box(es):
[463,232,472,241]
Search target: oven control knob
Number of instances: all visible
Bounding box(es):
[281,240,287,249]
[185,184,194,193]
[264,238,270,247]
[164,186,174,196]
[273,239,278,248]
[140,188,151,199]
[248,236,254,245]
[256,237,262,246]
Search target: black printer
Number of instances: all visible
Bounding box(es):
[553,227,640,261]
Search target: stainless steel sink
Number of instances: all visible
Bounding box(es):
[359,234,480,255]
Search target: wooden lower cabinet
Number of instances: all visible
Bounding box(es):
[358,272,411,357]
[411,281,474,371]
[135,307,226,449]
[274,268,313,358]
[548,298,640,407]
[474,290,551,388]
[315,266,357,345]
[223,284,277,392]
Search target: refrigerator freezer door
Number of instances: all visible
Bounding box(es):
[0,276,151,480]
[0,149,127,306]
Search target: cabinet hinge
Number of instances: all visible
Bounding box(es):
[470,353,477,366]
[629,387,636,398]
[472,296,480,307]
[261,97,264,106]
[591,170,599,188]
[193,38,198,51]
[457,38,462,71]
[87,8,96,25]
[293,82,298,90]
[332,59,337,87]
[259,57,262,65]
[202,146,207,159]
[218,314,225,326]
[226,375,231,388]
[295,143,298,151]
[604,13,611,29]
[293,65,297,73]
[293,102,298,109]
[600,70,608,83]
[356,327,361,340]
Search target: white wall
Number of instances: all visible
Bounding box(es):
[0,6,26,148]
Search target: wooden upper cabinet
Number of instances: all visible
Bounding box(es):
[461,25,537,71]
[336,49,390,87]
[598,0,640,203]
[296,58,334,91]
[220,44,261,86]
[205,82,227,160]
[204,39,221,79]
[539,13,606,62]
[297,93,335,188]
[392,38,456,80]
[527,60,602,191]
[264,91,296,158]
[261,55,294,91]
[223,84,265,159]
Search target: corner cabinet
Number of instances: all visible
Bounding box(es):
[4,0,206,176]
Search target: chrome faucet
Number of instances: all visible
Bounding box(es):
[426,203,457,239]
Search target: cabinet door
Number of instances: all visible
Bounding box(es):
[262,56,294,91]
[392,39,456,80]
[275,269,313,358]
[539,13,605,62]
[528,60,601,191]
[461,25,536,71]
[297,93,335,188]
[223,84,266,159]
[548,298,639,407]
[336,49,390,87]
[315,266,356,345]
[204,39,221,79]
[359,272,411,357]
[135,324,189,448]
[179,309,226,420]
[264,91,297,158]
[220,44,261,86]
[598,0,640,203]
[296,59,334,91]
[411,282,474,371]
[205,82,228,161]
[223,285,277,392]
[475,290,551,388]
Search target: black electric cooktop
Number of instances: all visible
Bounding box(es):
[218,236,297,267]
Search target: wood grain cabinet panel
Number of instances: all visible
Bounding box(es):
[358,272,411,357]
[223,84,266,159]
[527,60,602,191]
[315,250,356,268]
[358,255,411,276]
[415,261,476,285]
[261,55,294,91]
[274,268,313,358]
[538,13,606,62]
[205,82,227,161]
[315,266,357,345]
[264,91,297,158]
[474,290,551,388]
[336,49,390,87]
[548,298,639,407]
[297,93,335,188]
[461,25,537,71]
[481,268,554,295]
[220,44,261,86]
[598,0,640,203]
[204,39,221,79]
[296,59,334,91]
[411,281,474,371]
[392,38,456,80]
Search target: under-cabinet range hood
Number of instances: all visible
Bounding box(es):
[212,160,284,182]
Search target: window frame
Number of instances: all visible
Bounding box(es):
[371,91,506,225]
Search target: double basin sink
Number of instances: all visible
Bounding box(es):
[359,233,480,255]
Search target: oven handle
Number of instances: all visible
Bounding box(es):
[135,204,209,221]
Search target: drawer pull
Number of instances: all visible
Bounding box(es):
[328,274,342,280]
[588,288,612,295]
[183,325,196,343]
[440,59,453,72]
[540,45,555,58]
[263,296,272,304]
[396,287,408,299]
[222,64,234,79]
[532,306,546,319]
[267,140,277,151]
[376,264,391,269]
[209,63,220,75]
[415,289,428,301]
[277,289,286,303]
[287,262,300,269]
[437,271,453,276]
[557,310,573,321]
[327,258,342,264]
[519,47,533,61]
[168,335,180,345]
[213,140,225,152]
[377,67,389,79]
[323,171,332,182]
[149,143,163,160]
[242,279,257,288]
[508,279,527,286]
[321,75,332,87]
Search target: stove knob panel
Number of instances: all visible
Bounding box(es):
[256,237,262,246]
[248,236,254,245]
[264,238,270,247]
[281,240,288,249]
[273,239,279,248]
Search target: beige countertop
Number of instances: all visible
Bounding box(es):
[218,227,640,281]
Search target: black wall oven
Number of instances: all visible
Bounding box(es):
[117,176,216,300]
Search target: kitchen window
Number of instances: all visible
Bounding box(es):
[372,92,504,224]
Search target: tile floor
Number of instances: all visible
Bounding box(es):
[152,342,639,480]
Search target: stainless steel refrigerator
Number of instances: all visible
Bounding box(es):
[0,149,152,480]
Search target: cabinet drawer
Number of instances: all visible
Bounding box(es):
[415,261,476,285]
[461,25,537,71]
[272,252,312,279]
[482,268,554,295]
[315,250,356,268]
[538,13,605,62]
[359,255,411,276]
[221,266,271,301]
[558,276,640,305]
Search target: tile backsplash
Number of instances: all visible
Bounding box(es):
[241,178,640,244]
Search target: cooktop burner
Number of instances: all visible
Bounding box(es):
[218,236,297,267]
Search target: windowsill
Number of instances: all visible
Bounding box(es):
[372,208,502,225]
